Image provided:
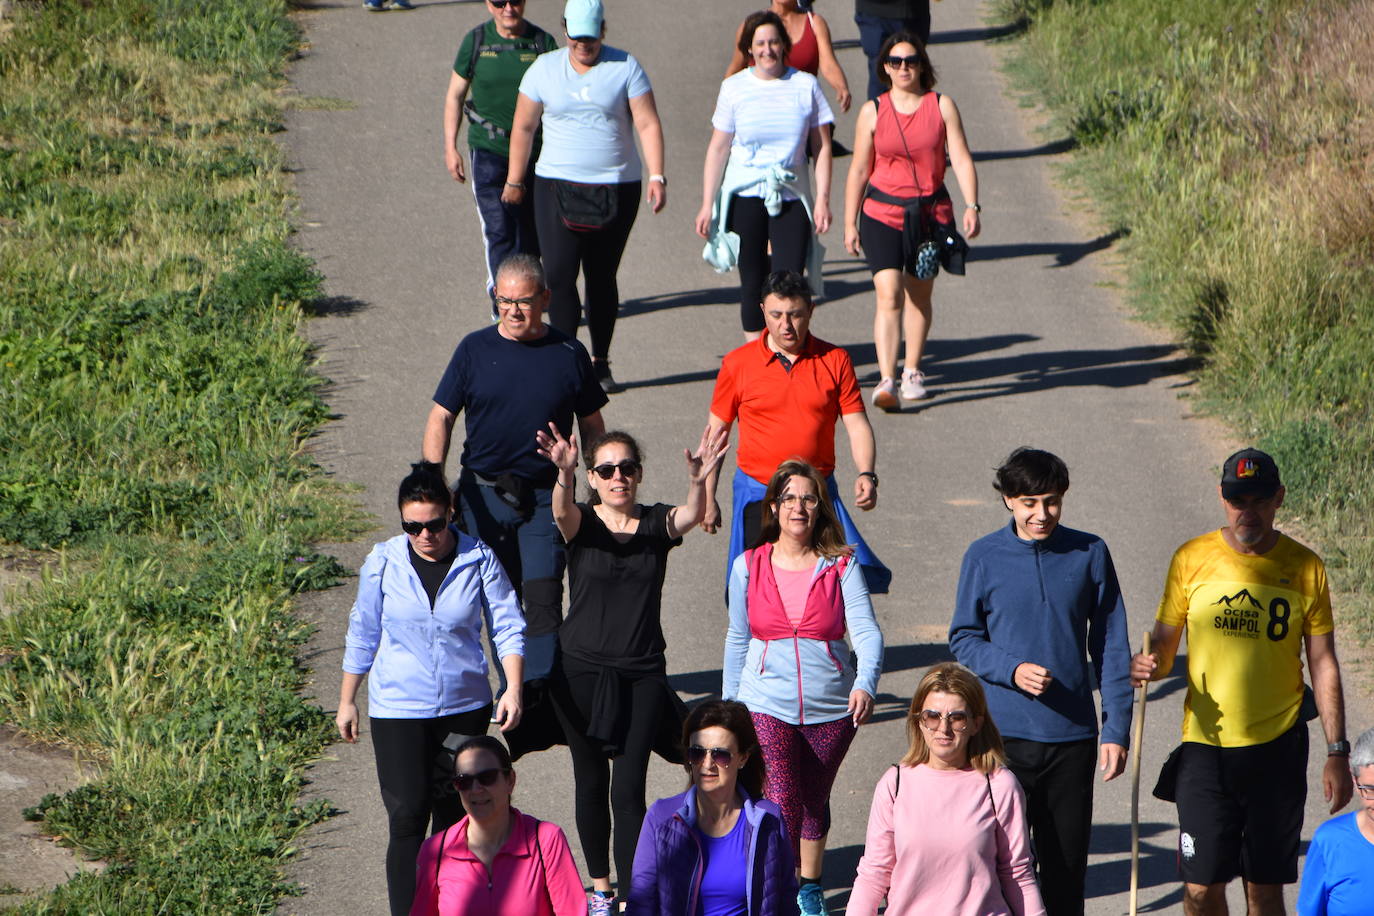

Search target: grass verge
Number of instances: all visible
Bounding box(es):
[0,0,363,910]
[993,0,1374,639]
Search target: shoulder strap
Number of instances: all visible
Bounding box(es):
[888,763,901,800]
[463,22,486,79]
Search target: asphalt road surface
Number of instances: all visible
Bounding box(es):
[282,1,1372,912]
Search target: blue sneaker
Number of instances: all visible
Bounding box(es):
[798,883,826,916]
[391,0,415,8]
[363,0,386,10]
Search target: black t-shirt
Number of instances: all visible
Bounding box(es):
[561,503,682,666]
[408,540,457,609]
[432,325,607,487]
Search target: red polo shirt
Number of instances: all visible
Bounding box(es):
[710,334,866,484]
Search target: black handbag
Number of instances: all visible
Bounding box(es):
[552,179,618,231]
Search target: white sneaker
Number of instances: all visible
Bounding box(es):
[900,368,929,400]
[871,377,899,411]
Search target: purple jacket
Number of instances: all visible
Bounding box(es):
[627,789,798,916]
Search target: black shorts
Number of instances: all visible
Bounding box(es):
[1174,723,1308,886]
[859,211,907,274]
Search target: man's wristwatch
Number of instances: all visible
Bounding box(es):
[858,471,879,487]
[1328,740,1351,756]
[649,174,667,185]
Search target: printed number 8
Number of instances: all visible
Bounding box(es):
[1267,597,1291,641]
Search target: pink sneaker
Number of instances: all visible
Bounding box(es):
[900,368,929,401]
[871,377,899,411]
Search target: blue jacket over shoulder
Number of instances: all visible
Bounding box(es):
[948,521,1133,747]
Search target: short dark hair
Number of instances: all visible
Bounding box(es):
[876,31,937,91]
[993,447,1069,498]
[758,270,813,310]
[682,700,766,800]
[738,10,791,61]
[452,734,513,773]
[398,460,452,511]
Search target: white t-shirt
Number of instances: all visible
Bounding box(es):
[519,46,653,183]
[711,67,833,199]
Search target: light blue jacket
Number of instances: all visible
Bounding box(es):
[723,552,883,725]
[702,158,826,299]
[343,530,524,718]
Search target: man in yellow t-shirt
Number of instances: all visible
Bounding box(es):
[1132,448,1353,916]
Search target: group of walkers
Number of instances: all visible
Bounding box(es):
[335,1,1370,915]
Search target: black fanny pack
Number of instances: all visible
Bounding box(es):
[866,184,968,278]
[552,179,618,232]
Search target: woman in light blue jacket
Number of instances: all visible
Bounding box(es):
[337,461,525,916]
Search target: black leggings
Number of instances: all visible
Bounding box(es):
[370,707,491,916]
[534,177,641,360]
[549,664,666,888]
[728,194,811,332]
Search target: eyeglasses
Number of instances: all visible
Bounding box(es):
[488,0,523,8]
[1356,782,1374,799]
[687,745,735,767]
[591,460,641,479]
[401,516,447,536]
[884,55,921,70]
[775,493,820,509]
[917,709,971,731]
[454,767,508,791]
[495,294,541,312]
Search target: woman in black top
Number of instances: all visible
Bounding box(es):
[534,423,728,912]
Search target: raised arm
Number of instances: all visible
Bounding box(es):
[939,93,981,239]
[843,99,878,257]
[668,424,730,538]
[443,70,472,182]
[628,90,667,213]
[535,422,583,543]
[700,412,733,534]
[501,93,542,206]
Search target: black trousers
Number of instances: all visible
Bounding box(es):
[533,177,640,361]
[1002,737,1097,916]
[370,707,492,916]
[727,194,811,332]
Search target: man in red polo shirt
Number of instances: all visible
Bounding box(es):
[703,271,889,592]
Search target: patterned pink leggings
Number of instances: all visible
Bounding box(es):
[750,712,857,854]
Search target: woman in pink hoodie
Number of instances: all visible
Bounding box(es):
[847,663,1045,916]
[411,736,587,916]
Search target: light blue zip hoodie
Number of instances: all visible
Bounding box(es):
[343,530,524,718]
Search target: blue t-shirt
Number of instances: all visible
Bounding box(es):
[432,325,607,487]
[698,814,749,916]
[1298,811,1374,916]
[518,46,652,183]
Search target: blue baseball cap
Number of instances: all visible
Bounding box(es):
[564,0,603,38]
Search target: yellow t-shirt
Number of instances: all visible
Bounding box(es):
[1156,530,1333,748]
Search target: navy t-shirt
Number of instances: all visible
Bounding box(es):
[432,325,607,487]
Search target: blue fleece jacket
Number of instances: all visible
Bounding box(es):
[948,521,1133,747]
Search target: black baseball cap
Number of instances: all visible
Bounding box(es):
[1220,448,1281,499]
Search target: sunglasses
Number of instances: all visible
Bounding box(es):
[884,54,921,70]
[917,709,971,731]
[591,460,641,480]
[488,0,523,8]
[775,493,819,509]
[454,767,508,791]
[401,516,447,536]
[687,745,735,767]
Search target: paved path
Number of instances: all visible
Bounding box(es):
[281,1,1372,913]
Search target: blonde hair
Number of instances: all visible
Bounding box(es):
[901,662,1005,774]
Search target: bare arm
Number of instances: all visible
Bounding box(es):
[695,128,734,238]
[811,13,851,112]
[1129,620,1183,685]
[701,412,733,534]
[843,100,878,257]
[443,71,471,182]
[535,423,582,542]
[422,403,458,469]
[810,123,833,234]
[1306,631,1353,812]
[628,90,667,212]
[724,22,748,79]
[501,93,542,205]
[577,410,606,446]
[939,94,981,239]
[840,410,877,511]
[668,425,731,538]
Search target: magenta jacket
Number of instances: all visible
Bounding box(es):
[410,809,586,916]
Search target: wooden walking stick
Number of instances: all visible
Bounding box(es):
[1129,631,1153,916]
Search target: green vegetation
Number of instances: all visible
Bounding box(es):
[0,0,362,910]
[995,0,1374,637]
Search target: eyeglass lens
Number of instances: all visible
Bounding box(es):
[885,55,920,69]
[401,517,447,536]
[454,768,505,791]
[592,460,641,479]
[919,709,970,730]
[777,493,819,508]
[687,745,734,767]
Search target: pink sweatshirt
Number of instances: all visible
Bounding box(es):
[410,809,587,916]
[846,765,1045,916]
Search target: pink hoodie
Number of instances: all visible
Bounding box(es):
[410,809,587,916]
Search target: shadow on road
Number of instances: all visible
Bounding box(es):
[669,668,723,698]
[842,333,1038,376]
[621,285,735,318]
[974,137,1077,162]
[882,642,954,674]
[309,295,370,317]
[968,230,1125,268]
[619,368,720,391]
[928,22,1028,44]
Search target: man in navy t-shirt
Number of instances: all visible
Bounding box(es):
[423,253,607,680]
